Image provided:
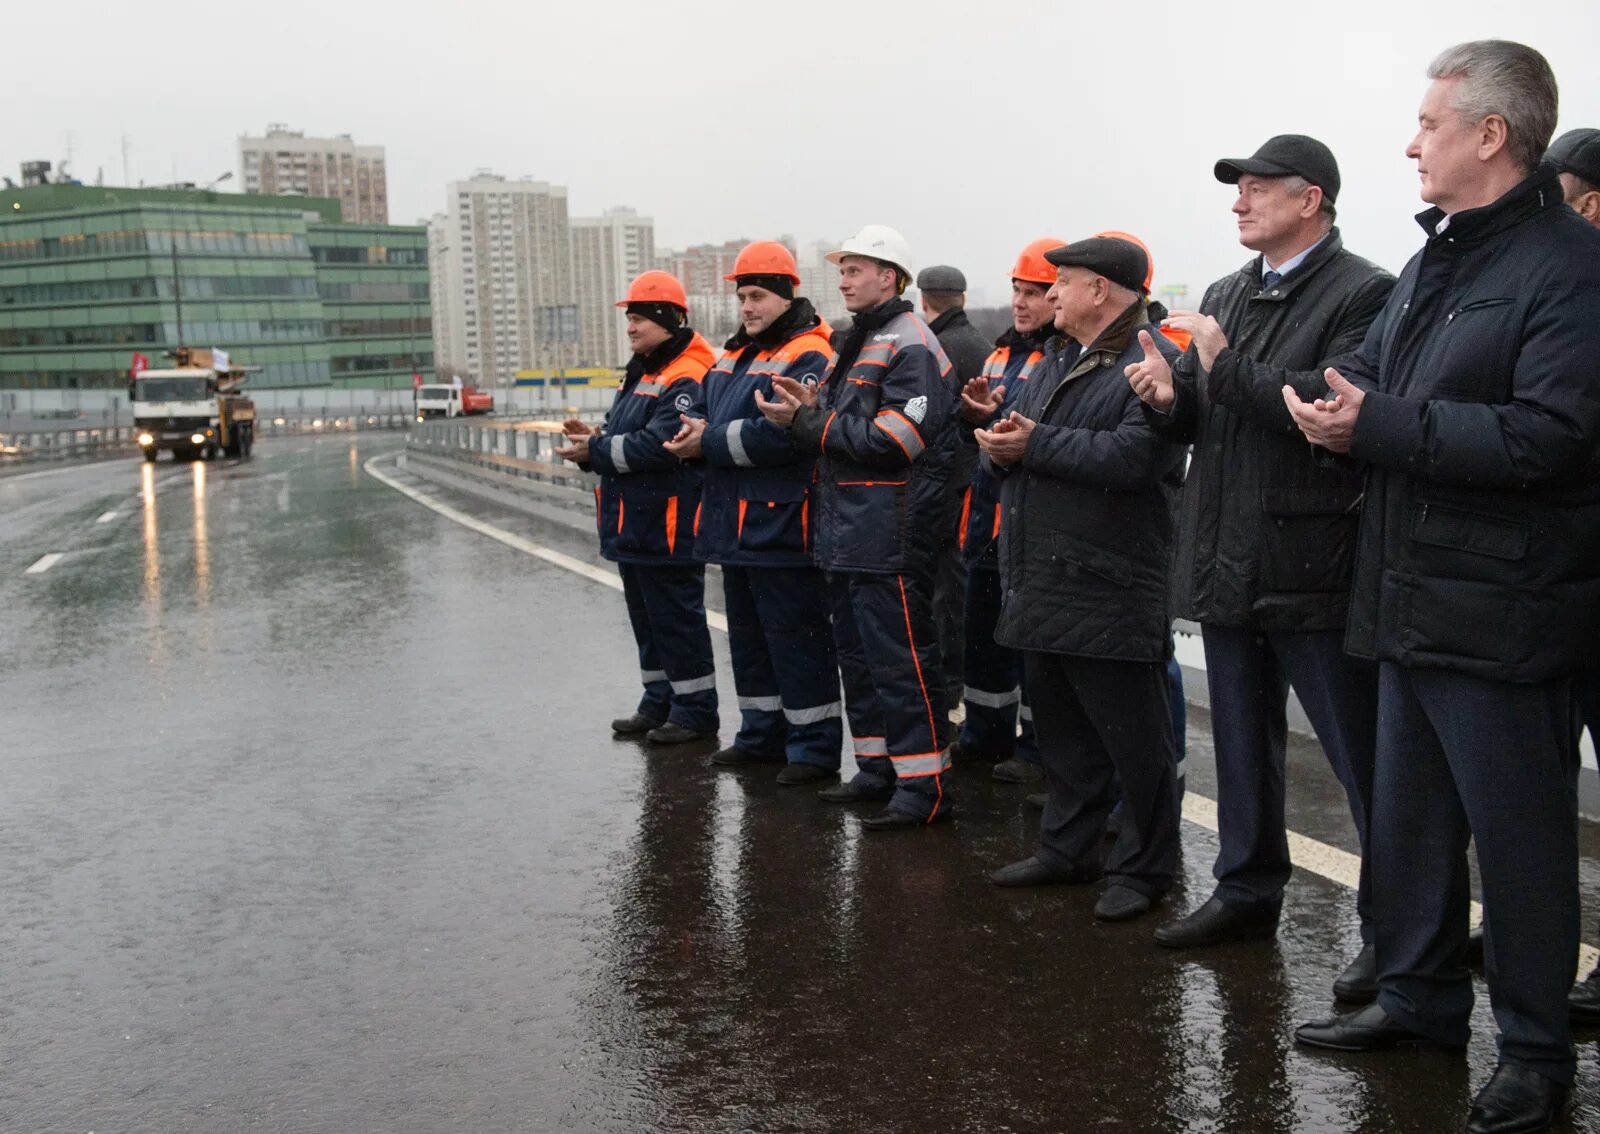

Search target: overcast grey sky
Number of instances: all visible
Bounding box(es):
[10,0,1599,303]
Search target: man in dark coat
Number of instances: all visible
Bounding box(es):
[1124,135,1394,1003]
[918,265,992,716]
[1286,42,1600,1134]
[978,236,1184,924]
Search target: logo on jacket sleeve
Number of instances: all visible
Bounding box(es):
[903,395,928,424]
[674,392,694,412]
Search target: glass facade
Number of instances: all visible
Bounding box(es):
[0,186,431,390]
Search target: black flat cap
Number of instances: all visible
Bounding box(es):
[1214,134,1341,204]
[1546,129,1600,186]
[916,265,967,293]
[1043,236,1149,295]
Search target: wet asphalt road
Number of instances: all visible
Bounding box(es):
[6,435,1600,1133]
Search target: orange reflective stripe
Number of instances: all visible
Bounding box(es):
[693,500,702,537]
[617,497,625,533]
[819,410,836,453]
[801,497,809,547]
[665,496,678,555]
[594,486,602,533]
[737,499,747,542]
[889,749,953,777]
[958,486,972,550]
[897,573,940,752]
[993,503,1002,540]
[874,410,926,460]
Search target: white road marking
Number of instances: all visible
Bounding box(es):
[0,459,137,486]
[369,451,1599,974]
[25,553,63,574]
[96,511,118,523]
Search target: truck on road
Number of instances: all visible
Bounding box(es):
[131,348,257,462]
[415,383,494,420]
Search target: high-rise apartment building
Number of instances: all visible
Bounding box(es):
[426,213,468,379]
[570,207,655,368]
[798,238,849,326]
[443,173,578,384]
[656,237,802,346]
[239,126,389,225]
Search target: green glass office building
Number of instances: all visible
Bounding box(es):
[0,184,432,390]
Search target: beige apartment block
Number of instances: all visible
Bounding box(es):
[239,125,388,224]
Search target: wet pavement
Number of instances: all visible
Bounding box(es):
[6,435,1600,1132]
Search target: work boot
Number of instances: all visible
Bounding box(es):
[818,777,894,804]
[947,739,995,766]
[1154,894,1281,949]
[709,745,782,767]
[775,763,834,786]
[1025,792,1048,810]
[861,808,947,831]
[992,757,1043,784]
[612,712,664,736]
[646,722,716,745]
[1465,1063,1569,1133]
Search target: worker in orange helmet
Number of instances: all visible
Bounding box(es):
[557,270,721,745]
[664,241,843,784]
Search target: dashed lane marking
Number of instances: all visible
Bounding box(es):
[368,452,1598,974]
[96,511,118,523]
[25,553,63,574]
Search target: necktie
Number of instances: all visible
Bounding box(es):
[1262,269,1282,292]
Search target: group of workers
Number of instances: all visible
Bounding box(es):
[553,39,1600,1134]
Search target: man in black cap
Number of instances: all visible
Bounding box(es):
[979,235,1184,923]
[1125,134,1395,992]
[916,264,990,719]
[1547,128,1600,225]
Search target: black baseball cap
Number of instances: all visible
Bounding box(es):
[1214,134,1341,204]
[1043,236,1149,295]
[1546,129,1600,186]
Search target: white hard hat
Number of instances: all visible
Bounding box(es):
[826,224,913,278]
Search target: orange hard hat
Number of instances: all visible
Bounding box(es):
[724,240,800,285]
[1011,237,1067,286]
[1094,230,1154,293]
[616,270,688,310]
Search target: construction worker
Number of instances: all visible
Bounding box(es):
[556,270,719,744]
[755,224,959,830]
[663,241,842,784]
[951,238,1062,781]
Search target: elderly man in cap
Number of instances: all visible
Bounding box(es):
[917,264,991,719]
[980,235,1184,922]
[1125,134,1394,996]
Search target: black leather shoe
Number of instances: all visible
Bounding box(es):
[612,712,664,735]
[709,745,782,766]
[645,722,716,745]
[1466,1062,1569,1133]
[818,778,895,804]
[1569,964,1600,1026]
[1094,884,1154,921]
[775,763,835,786]
[1333,943,1378,1004]
[989,856,1102,888]
[1025,792,1048,810]
[1154,895,1281,949]
[1294,1002,1458,1053]
[861,808,946,831]
[992,757,1043,784]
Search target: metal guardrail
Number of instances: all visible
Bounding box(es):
[0,413,420,470]
[406,415,607,488]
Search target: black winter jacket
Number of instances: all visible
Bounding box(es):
[929,307,991,500]
[1150,229,1394,630]
[1334,169,1600,681]
[992,302,1184,661]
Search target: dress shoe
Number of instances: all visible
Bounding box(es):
[1154,894,1281,949]
[775,763,835,786]
[1465,1062,1569,1133]
[861,808,947,831]
[1094,884,1155,921]
[1569,963,1600,1026]
[992,757,1043,784]
[989,856,1102,888]
[612,712,664,735]
[645,722,716,745]
[1025,792,1048,810]
[1467,924,1485,967]
[817,778,894,804]
[1333,943,1378,1004]
[1294,1002,1458,1053]
[709,745,782,766]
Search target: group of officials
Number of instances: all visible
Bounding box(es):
[554,39,1600,1134]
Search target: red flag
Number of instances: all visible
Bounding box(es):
[131,352,149,377]
[412,372,423,390]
